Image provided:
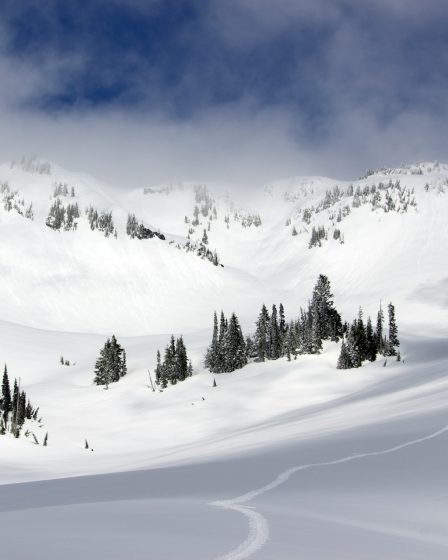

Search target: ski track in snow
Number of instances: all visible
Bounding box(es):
[210,424,448,560]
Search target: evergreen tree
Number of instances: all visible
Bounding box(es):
[255,305,270,361]
[346,323,362,367]
[269,304,281,359]
[156,335,193,386]
[175,336,189,381]
[387,302,400,356]
[285,320,297,360]
[93,336,127,387]
[120,350,127,378]
[376,303,385,354]
[205,312,219,371]
[154,350,162,385]
[11,378,19,426]
[354,308,367,361]
[18,391,26,426]
[337,340,352,369]
[311,274,342,342]
[279,303,287,350]
[365,317,377,362]
[310,299,323,353]
[216,311,228,372]
[224,313,247,372]
[2,366,11,421]
[245,335,255,359]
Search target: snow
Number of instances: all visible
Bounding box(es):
[0,159,447,558]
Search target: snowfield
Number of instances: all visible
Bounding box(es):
[0,159,447,559]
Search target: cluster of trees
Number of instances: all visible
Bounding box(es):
[234,212,262,228]
[53,182,75,197]
[1,181,34,220]
[94,336,127,388]
[252,275,343,361]
[193,184,215,222]
[205,275,346,374]
[13,156,51,175]
[309,226,327,248]
[86,206,117,237]
[46,199,80,230]
[155,336,193,388]
[126,213,165,240]
[205,312,247,373]
[179,240,221,266]
[0,366,40,438]
[204,275,400,375]
[337,303,400,369]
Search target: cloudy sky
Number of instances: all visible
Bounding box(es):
[0,0,447,186]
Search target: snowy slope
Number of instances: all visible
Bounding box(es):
[0,159,447,559]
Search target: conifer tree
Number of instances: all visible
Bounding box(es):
[337,340,352,369]
[11,379,19,426]
[156,335,193,386]
[387,302,400,356]
[120,350,127,378]
[311,274,342,342]
[93,336,127,387]
[155,350,162,385]
[365,316,377,361]
[224,313,247,372]
[279,303,287,349]
[205,312,219,370]
[269,304,281,359]
[2,366,11,421]
[255,305,270,361]
[346,323,362,367]
[376,303,385,354]
[216,311,228,372]
[175,336,189,381]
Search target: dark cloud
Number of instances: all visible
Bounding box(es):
[0,0,446,185]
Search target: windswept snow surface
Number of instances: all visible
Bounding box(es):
[0,160,447,558]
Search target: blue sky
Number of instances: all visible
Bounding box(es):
[0,0,447,185]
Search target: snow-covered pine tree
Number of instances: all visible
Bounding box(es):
[255,304,270,361]
[279,303,287,351]
[337,340,352,369]
[93,336,127,387]
[376,303,385,354]
[354,308,367,361]
[269,304,281,359]
[154,350,162,385]
[205,312,219,371]
[387,302,400,356]
[1,366,11,422]
[175,336,189,381]
[365,316,377,362]
[311,274,342,342]
[216,311,228,372]
[310,299,323,354]
[285,320,297,360]
[120,350,127,378]
[223,313,247,372]
[155,336,193,386]
[346,323,362,367]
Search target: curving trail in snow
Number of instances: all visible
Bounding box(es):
[210,424,448,560]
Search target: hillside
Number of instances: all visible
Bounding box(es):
[0,158,447,559]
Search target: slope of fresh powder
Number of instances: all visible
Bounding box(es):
[0,160,447,559]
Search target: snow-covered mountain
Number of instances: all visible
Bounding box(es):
[0,158,447,559]
[1,157,447,335]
